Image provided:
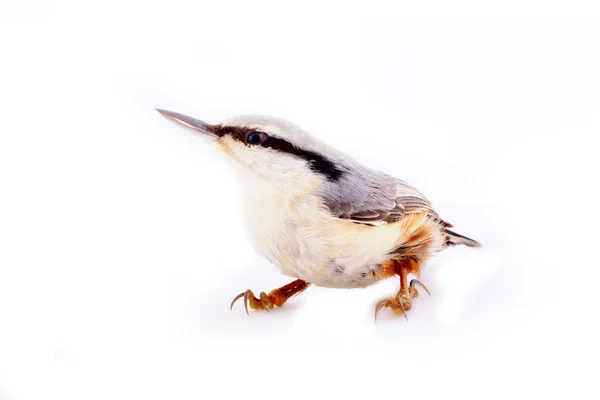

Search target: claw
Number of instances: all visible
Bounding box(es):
[374,299,388,322]
[410,279,431,296]
[229,290,252,315]
[243,290,251,316]
[397,299,408,321]
[230,292,245,312]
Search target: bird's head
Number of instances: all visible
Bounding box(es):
[156,109,345,193]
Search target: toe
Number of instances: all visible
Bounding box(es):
[399,297,412,313]
[374,299,392,321]
[259,292,272,311]
[375,298,409,321]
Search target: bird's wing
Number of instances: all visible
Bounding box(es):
[321,170,451,227]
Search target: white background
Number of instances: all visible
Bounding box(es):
[1,1,599,399]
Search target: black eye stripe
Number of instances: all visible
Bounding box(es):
[215,125,344,181]
[215,125,253,140]
[261,136,343,181]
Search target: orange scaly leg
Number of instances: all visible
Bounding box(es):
[374,260,431,321]
[230,279,310,315]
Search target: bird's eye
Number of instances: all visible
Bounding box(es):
[245,131,267,145]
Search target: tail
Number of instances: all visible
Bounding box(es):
[444,229,481,248]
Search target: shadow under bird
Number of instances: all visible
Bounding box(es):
[156,109,480,321]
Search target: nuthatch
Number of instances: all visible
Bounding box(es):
[156,109,480,321]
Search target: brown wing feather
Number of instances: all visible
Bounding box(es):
[320,169,453,227]
[339,192,452,228]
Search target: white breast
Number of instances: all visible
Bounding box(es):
[236,171,406,288]
[238,171,311,278]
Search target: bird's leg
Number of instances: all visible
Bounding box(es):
[230,279,310,315]
[374,262,431,321]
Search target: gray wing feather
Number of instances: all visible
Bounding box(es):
[320,165,449,226]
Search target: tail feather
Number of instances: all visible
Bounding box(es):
[444,229,481,248]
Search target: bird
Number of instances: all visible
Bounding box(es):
[156,108,480,321]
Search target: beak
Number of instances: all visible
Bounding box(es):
[156,108,217,138]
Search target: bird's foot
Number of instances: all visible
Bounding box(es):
[230,289,276,315]
[374,279,430,321]
[230,279,309,315]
